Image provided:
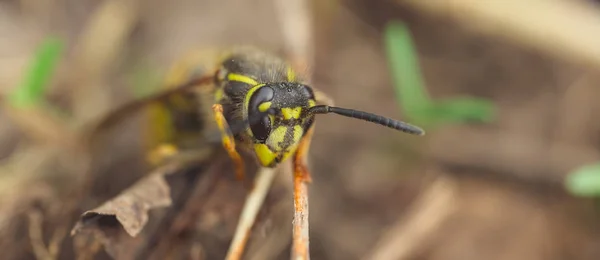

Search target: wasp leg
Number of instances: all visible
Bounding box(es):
[212,103,246,181]
[293,125,316,183]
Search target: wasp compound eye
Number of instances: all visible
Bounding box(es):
[250,114,272,142]
[300,84,315,100]
[248,86,275,142]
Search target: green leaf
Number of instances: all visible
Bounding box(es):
[10,37,64,108]
[384,20,432,114]
[383,20,497,127]
[428,97,496,123]
[565,163,600,197]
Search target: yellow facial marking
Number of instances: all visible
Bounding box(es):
[281,107,302,120]
[254,144,277,167]
[293,125,304,145]
[308,99,316,108]
[258,102,272,112]
[254,125,304,167]
[286,66,296,82]
[228,73,258,86]
[269,126,288,150]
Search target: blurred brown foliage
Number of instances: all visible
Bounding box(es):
[2,0,600,259]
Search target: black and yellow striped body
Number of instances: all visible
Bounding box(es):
[145,47,319,168]
[88,45,424,260]
[96,45,421,187]
[143,49,219,163]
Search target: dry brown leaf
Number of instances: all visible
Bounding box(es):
[71,164,178,238]
[69,163,179,259]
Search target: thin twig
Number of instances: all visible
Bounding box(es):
[133,159,217,260]
[274,0,314,75]
[1,105,76,147]
[67,0,141,124]
[28,210,54,260]
[397,0,600,70]
[189,241,205,260]
[365,174,458,260]
[291,172,310,260]
[47,222,68,258]
[73,235,103,260]
[225,167,277,260]
[274,0,315,259]
[246,177,294,260]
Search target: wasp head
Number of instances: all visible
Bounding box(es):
[244,82,317,167]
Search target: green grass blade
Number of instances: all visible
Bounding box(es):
[430,97,496,123]
[384,20,496,126]
[10,37,64,108]
[384,20,432,116]
[565,163,600,197]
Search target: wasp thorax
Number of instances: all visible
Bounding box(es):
[246,82,317,167]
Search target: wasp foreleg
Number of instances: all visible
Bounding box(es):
[212,103,246,181]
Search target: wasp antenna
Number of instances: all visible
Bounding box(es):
[309,105,425,136]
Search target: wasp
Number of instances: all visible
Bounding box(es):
[85,46,425,260]
[92,46,424,186]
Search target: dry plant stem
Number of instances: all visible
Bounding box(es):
[292,172,310,260]
[136,155,225,259]
[274,0,315,259]
[69,0,140,123]
[190,242,205,260]
[47,222,68,259]
[28,209,67,260]
[275,0,314,74]
[0,146,53,198]
[397,0,600,69]
[28,210,54,260]
[366,174,458,260]
[226,167,277,260]
[1,105,75,147]
[246,183,294,260]
[310,0,340,72]
[290,126,315,260]
[133,161,215,260]
[74,237,103,260]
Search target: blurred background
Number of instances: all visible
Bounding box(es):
[2,0,600,259]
